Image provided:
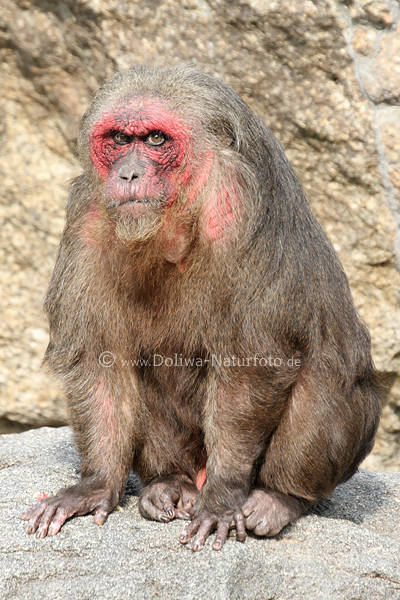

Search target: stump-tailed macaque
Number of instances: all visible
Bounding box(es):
[22,65,381,551]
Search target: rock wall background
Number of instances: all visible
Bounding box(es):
[1,0,399,469]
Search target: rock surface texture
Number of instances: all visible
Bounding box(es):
[1,428,400,600]
[1,0,400,468]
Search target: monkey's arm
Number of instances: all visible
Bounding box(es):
[21,373,137,537]
[180,378,269,551]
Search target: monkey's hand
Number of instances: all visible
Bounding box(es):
[21,481,119,538]
[139,473,198,522]
[179,508,246,551]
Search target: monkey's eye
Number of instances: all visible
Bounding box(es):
[146,131,166,146]
[113,131,133,145]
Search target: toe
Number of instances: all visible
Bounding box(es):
[179,516,201,544]
[35,504,58,538]
[191,518,215,551]
[26,503,46,534]
[234,512,246,542]
[212,520,230,550]
[47,506,70,536]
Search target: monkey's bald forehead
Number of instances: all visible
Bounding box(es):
[91,95,192,138]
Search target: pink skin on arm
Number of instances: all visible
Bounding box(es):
[94,380,116,434]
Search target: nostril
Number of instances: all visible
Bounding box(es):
[118,166,139,182]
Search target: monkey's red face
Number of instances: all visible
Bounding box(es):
[89,98,191,231]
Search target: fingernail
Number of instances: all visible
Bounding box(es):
[167,508,174,517]
[160,514,169,522]
[213,541,222,550]
[192,542,203,552]
[177,512,190,520]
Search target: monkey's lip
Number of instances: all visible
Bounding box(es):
[113,198,159,218]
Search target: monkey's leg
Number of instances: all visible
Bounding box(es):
[138,473,199,522]
[180,381,269,551]
[21,379,136,537]
[243,370,379,537]
[135,378,206,524]
[242,490,309,537]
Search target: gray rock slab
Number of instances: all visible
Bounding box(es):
[1,427,400,599]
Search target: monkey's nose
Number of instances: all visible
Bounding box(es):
[118,165,140,182]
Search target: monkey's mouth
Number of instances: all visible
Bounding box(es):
[111,197,162,218]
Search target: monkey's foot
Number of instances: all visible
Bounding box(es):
[242,489,306,537]
[139,473,198,522]
[179,509,246,551]
[21,482,118,538]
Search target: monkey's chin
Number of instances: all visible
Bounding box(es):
[114,204,161,244]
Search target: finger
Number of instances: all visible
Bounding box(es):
[253,518,270,536]
[159,491,177,519]
[191,517,216,552]
[92,497,112,525]
[47,507,70,536]
[179,517,201,544]
[26,503,47,534]
[93,507,109,526]
[178,494,196,514]
[244,511,260,530]
[234,512,246,542]
[253,519,281,537]
[242,499,256,518]
[35,504,58,538]
[139,495,170,522]
[178,483,198,511]
[175,510,191,520]
[212,521,230,550]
